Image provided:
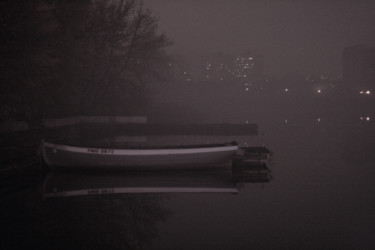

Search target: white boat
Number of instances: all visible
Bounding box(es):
[41,140,238,169]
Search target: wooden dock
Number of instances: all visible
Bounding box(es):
[67,123,258,136]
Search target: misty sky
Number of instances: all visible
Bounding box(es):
[143,0,375,77]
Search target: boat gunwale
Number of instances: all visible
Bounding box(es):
[43,140,237,149]
[42,140,239,156]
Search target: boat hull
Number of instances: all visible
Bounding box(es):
[42,141,238,169]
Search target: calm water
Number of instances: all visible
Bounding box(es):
[151,121,375,249]
[1,118,374,249]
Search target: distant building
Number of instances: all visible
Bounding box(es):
[201,52,264,84]
[233,53,264,82]
[201,52,232,82]
[343,45,375,89]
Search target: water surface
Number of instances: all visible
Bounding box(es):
[1,117,374,249]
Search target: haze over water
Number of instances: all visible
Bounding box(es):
[149,83,375,248]
[2,82,374,249]
[1,0,375,249]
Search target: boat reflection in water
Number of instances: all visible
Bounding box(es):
[2,148,272,249]
[42,163,272,198]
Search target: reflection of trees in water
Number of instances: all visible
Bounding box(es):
[1,190,170,250]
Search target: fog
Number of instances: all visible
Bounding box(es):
[143,0,375,76]
[1,0,375,249]
[141,0,375,125]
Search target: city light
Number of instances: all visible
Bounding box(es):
[360,116,371,121]
[360,90,371,95]
[284,88,289,92]
[317,89,321,93]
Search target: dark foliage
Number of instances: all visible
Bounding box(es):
[0,0,169,121]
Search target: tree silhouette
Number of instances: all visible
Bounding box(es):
[50,0,170,115]
[0,0,170,120]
